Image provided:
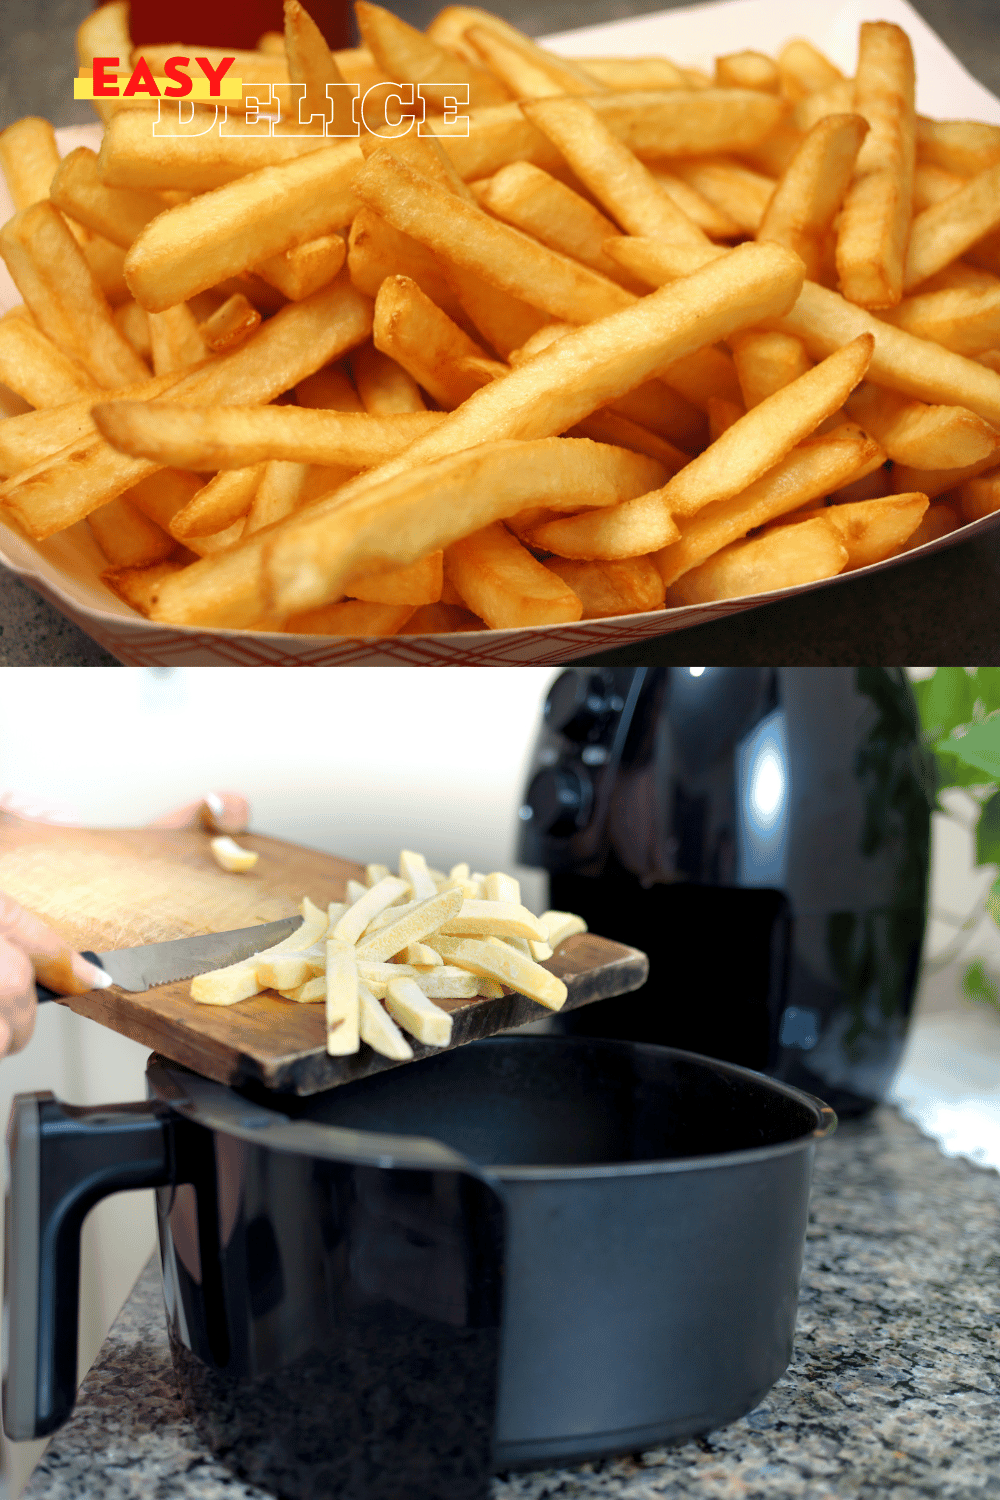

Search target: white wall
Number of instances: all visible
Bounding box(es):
[0,666,556,1497]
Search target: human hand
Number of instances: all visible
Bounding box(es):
[0,897,111,1057]
[0,790,251,1056]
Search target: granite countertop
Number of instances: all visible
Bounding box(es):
[2,0,1000,666]
[22,1106,1000,1500]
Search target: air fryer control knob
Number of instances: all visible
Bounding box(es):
[544,670,617,741]
[523,766,592,838]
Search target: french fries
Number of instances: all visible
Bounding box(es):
[2,0,999,641]
[185,849,581,1058]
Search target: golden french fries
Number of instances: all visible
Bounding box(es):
[1,0,998,642]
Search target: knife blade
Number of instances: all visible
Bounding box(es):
[35,916,304,998]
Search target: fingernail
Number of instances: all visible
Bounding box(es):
[204,792,225,818]
[74,955,113,990]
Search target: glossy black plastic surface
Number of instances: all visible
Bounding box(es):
[520,668,933,1116]
[149,1038,829,1476]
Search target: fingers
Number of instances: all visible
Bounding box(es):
[147,791,251,835]
[0,894,112,996]
[0,935,37,1056]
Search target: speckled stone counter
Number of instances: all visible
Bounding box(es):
[21,1106,1000,1500]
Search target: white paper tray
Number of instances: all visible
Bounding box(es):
[2,0,999,666]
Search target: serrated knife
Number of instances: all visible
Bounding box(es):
[33,916,304,999]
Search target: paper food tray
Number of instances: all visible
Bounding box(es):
[2,0,999,666]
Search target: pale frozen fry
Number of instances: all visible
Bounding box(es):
[96,109,322,193]
[530,489,679,559]
[346,552,443,605]
[730,330,812,407]
[541,911,588,947]
[0,318,100,408]
[903,165,1000,291]
[355,0,510,109]
[326,939,360,1055]
[545,555,666,616]
[146,304,207,376]
[769,279,1000,427]
[169,465,264,540]
[446,522,583,627]
[482,871,520,905]
[86,496,175,568]
[757,113,869,280]
[438,900,547,940]
[358,961,479,1000]
[665,158,776,234]
[334,875,411,944]
[49,148,165,250]
[845,383,999,468]
[346,881,368,905]
[716,51,781,93]
[478,162,645,289]
[125,144,364,312]
[399,850,438,900]
[255,236,347,301]
[208,836,259,873]
[200,294,262,354]
[0,203,150,389]
[0,117,60,209]
[529,940,554,960]
[93,402,445,470]
[429,935,567,1009]
[398,943,443,967]
[653,425,884,585]
[667,515,848,603]
[356,885,464,962]
[777,38,844,100]
[359,984,414,1060]
[190,896,328,1004]
[663,334,873,518]
[835,23,916,308]
[355,151,634,324]
[385,977,453,1047]
[522,97,714,255]
[352,343,427,414]
[365,865,391,888]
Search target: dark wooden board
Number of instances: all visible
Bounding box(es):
[0,813,648,1095]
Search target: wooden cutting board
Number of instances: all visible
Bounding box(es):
[0,812,648,1095]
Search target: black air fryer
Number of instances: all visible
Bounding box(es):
[518,668,934,1117]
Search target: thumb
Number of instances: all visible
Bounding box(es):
[0,895,112,995]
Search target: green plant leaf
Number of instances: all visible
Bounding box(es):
[987,875,1000,926]
[943,716,1000,781]
[963,958,1000,1012]
[932,747,993,790]
[976,792,1000,867]
[913,668,976,741]
[971,668,1000,716]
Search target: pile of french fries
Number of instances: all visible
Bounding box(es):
[2,3,1000,637]
[190,849,586,1059]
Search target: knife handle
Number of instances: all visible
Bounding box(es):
[34,954,106,1004]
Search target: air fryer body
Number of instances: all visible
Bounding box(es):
[518,668,932,1116]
